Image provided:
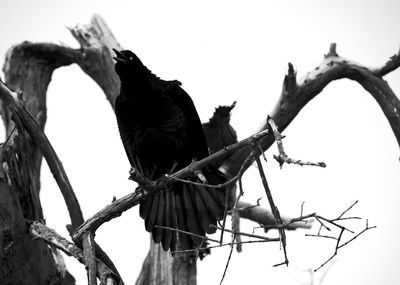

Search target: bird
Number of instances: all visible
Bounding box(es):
[113,49,230,252]
[202,102,242,251]
[202,101,238,168]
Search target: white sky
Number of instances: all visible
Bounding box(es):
[1,1,400,284]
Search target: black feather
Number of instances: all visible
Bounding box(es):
[162,189,173,250]
[173,188,191,250]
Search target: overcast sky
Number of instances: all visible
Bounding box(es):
[1,1,400,284]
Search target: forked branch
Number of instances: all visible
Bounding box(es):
[30,221,119,285]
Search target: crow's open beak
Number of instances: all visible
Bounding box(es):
[112,48,127,63]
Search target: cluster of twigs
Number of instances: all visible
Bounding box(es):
[305,200,376,272]
[149,117,374,285]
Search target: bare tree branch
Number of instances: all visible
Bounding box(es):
[82,231,98,285]
[172,240,274,255]
[253,151,288,266]
[221,43,400,178]
[268,118,326,168]
[0,79,84,229]
[295,201,377,272]
[235,201,312,231]
[30,221,119,285]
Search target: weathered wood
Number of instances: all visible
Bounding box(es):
[221,44,400,177]
[0,44,77,283]
[83,232,98,285]
[30,221,119,285]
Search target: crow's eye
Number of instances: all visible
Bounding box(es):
[129,56,133,60]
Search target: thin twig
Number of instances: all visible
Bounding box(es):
[315,217,331,232]
[334,216,362,221]
[338,221,376,249]
[153,225,219,243]
[253,147,288,266]
[167,145,257,190]
[262,212,315,231]
[220,241,235,285]
[1,125,16,148]
[268,118,326,168]
[314,228,344,272]
[305,234,338,240]
[336,200,359,220]
[211,225,279,241]
[219,187,230,245]
[300,202,376,272]
[171,239,271,254]
[315,215,354,234]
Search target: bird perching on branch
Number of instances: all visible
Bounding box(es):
[113,49,230,252]
[203,101,238,168]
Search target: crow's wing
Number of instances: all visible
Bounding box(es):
[164,83,209,162]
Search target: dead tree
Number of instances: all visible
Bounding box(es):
[0,14,399,285]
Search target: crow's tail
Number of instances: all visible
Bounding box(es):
[139,166,231,252]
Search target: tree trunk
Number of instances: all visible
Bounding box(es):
[0,44,75,283]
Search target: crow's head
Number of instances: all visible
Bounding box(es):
[210,101,237,124]
[113,49,145,78]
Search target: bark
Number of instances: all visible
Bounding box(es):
[0,43,76,284]
[30,222,119,285]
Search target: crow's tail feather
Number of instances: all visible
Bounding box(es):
[139,166,231,252]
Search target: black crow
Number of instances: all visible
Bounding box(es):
[113,49,229,252]
[203,101,237,168]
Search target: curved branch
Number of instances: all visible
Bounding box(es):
[221,43,400,177]
[0,80,84,229]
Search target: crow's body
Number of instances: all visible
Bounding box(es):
[113,49,228,252]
